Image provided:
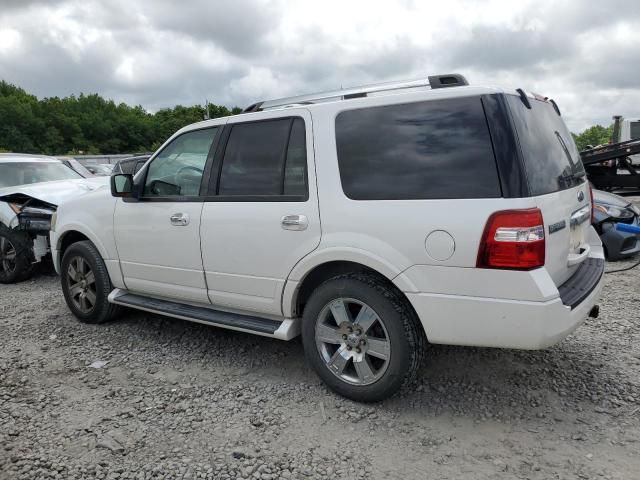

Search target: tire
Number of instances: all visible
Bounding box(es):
[0,225,36,284]
[301,273,426,402]
[60,240,121,324]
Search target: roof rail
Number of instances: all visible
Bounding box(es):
[242,73,468,112]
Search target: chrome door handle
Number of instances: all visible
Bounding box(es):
[170,213,190,226]
[281,214,308,231]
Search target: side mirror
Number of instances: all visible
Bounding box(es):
[111,174,134,198]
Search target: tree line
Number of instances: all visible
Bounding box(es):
[0,79,614,155]
[0,80,241,155]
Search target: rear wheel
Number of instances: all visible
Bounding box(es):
[61,241,121,323]
[302,273,426,402]
[0,226,36,284]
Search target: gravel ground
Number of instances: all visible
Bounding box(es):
[1,236,640,479]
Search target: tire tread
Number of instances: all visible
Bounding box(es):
[303,272,427,401]
[61,241,121,324]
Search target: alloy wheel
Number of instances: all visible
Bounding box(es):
[315,298,391,386]
[66,256,97,314]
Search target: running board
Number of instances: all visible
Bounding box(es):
[108,289,299,340]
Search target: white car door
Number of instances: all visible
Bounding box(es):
[200,110,321,315]
[114,125,223,303]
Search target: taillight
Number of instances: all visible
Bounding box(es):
[588,183,594,224]
[477,208,545,270]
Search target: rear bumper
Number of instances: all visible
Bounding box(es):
[398,243,605,350]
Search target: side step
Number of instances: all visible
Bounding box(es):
[108,290,299,339]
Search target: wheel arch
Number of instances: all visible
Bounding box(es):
[56,225,109,261]
[283,250,420,326]
[58,230,92,261]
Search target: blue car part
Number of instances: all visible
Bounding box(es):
[615,223,640,235]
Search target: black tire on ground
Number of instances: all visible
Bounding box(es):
[61,240,121,324]
[301,273,426,402]
[0,224,36,284]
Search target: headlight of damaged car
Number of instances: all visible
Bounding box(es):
[595,204,635,219]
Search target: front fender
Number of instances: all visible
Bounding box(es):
[52,223,111,264]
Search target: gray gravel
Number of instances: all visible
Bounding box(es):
[1,237,640,479]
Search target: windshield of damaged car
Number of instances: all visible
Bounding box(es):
[0,162,83,188]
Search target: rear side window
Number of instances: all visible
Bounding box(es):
[335,97,500,200]
[283,118,307,196]
[506,95,586,196]
[218,118,308,198]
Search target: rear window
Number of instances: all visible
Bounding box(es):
[218,118,308,198]
[506,95,586,196]
[335,96,501,200]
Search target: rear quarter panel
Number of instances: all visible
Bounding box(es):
[308,95,540,274]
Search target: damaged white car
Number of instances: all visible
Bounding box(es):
[0,154,108,283]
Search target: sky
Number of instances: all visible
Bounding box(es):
[0,0,639,132]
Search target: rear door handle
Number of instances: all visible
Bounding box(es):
[170,213,190,226]
[281,214,308,231]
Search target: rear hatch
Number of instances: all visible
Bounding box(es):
[506,94,592,286]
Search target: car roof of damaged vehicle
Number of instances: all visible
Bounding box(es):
[0,153,60,163]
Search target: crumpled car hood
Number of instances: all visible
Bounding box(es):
[0,177,109,206]
[592,189,632,209]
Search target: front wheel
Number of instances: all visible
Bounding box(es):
[61,241,121,323]
[0,226,36,284]
[301,274,426,402]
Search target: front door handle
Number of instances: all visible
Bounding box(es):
[170,213,190,226]
[281,214,308,231]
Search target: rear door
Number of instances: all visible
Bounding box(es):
[506,95,592,285]
[200,109,321,316]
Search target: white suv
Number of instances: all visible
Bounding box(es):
[50,74,605,401]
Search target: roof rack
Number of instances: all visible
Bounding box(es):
[242,73,468,113]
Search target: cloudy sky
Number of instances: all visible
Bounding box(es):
[1,0,639,131]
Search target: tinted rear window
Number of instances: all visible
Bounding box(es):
[335,96,500,200]
[219,119,291,196]
[506,95,585,196]
[218,118,308,198]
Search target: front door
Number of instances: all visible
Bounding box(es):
[114,125,223,303]
[200,110,321,315]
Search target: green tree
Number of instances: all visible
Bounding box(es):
[0,80,239,155]
[572,125,613,151]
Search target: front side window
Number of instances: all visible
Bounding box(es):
[144,128,218,197]
[335,97,501,200]
[218,117,308,198]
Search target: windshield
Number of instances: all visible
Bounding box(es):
[506,95,586,196]
[0,162,83,188]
